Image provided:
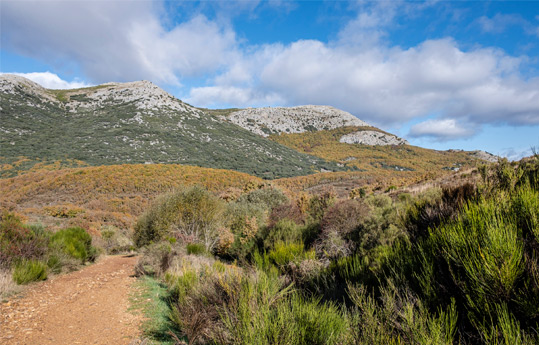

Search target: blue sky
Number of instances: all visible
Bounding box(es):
[1,0,539,159]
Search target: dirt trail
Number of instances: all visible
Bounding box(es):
[0,255,142,345]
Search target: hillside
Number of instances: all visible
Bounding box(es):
[0,163,263,233]
[270,127,493,195]
[0,75,346,179]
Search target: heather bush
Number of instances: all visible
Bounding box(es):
[267,202,305,228]
[317,199,371,259]
[320,199,370,236]
[0,213,47,268]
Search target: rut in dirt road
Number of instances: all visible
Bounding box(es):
[0,255,142,345]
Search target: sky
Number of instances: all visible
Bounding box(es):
[1,0,539,160]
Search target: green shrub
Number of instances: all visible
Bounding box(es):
[186,243,206,255]
[348,283,457,345]
[237,187,288,211]
[167,269,199,304]
[260,218,303,250]
[288,294,348,345]
[222,201,267,260]
[50,227,96,263]
[46,255,63,274]
[134,186,225,251]
[13,259,48,284]
[268,242,315,267]
[307,188,336,222]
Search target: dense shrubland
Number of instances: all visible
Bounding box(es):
[0,213,97,298]
[132,156,538,344]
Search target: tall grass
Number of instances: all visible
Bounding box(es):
[12,259,48,284]
[0,269,19,300]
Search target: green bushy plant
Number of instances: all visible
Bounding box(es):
[49,227,96,263]
[12,259,48,284]
[260,218,303,250]
[134,185,225,251]
[268,242,315,267]
[186,243,206,255]
[221,201,267,260]
[348,283,457,345]
[307,188,336,222]
[237,187,288,211]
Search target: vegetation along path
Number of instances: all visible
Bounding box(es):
[0,255,141,345]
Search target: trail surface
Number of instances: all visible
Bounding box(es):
[0,255,141,345]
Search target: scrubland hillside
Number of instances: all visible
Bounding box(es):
[128,156,538,345]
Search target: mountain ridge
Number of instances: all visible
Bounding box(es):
[1,74,496,181]
[0,74,348,179]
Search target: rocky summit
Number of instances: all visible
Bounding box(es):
[225,105,369,136]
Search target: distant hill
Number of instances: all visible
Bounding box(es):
[0,163,263,232]
[270,126,491,172]
[0,75,346,179]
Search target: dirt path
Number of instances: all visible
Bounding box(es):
[0,255,142,345]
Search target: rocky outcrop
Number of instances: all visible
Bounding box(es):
[339,130,409,146]
[226,105,369,137]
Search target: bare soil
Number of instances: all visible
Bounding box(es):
[0,255,142,345]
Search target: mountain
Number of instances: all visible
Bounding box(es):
[220,105,369,137]
[0,75,346,179]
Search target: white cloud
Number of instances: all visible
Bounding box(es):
[188,85,284,108]
[3,72,90,89]
[195,36,539,131]
[478,14,524,34]
[409,118,476,141]
[1,1,237,84]
[498,147,535,161]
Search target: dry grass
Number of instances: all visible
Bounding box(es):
[0,163,263,235]
[271,126,485,196]
[0,269,20,300]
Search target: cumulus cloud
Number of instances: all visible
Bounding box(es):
[1,1,237,84]
[3,72,91,89]
[478,14,525,34]
[409,118,476,141]
[477,13,539,37]
[192,37,539,130]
